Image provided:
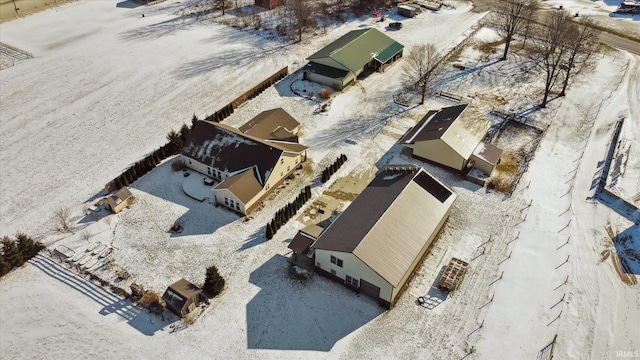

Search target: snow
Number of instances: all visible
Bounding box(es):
[1,0,639,359]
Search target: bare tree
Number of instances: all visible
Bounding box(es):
[54,207,72,232]
[79,228,92,242]
[558,19,600,97]
[493,0,539,61]
[529,10,573,107]
[214,0,232,15]
[401,44,444,104]
[287,0,315,42]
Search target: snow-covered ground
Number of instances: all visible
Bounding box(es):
[1,0,638,359]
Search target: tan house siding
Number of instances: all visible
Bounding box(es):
[212,152,303,214]
[315,250,394,304]
[268,152,302,185]
[408,140,465,170]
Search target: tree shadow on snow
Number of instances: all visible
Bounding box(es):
[29,255,175,336]
[246,254,384,351]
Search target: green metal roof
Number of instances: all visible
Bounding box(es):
[307,28,404,73]
[375,41,404,64]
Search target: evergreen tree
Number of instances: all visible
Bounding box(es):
[179,123,191,144]
[16,232,38,259]
[305,185,311,200]
[114,177,123,190]
[203,265,225,297]
[321,169,328,183]
[270,219,277,235]
[191,114,199,128]
[0,256,11,277]
[266,222,274,240]
[1,237,23,267]
[331,162,338,174]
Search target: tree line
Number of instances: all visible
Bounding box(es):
[493,0,600,107]
[0,233,44,277]
[266,185,312,239]
[321,154,347,183]
[401,0,599,109]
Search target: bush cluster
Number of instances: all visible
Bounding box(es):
[203,265,225,297]
[0,233,44,277]
[321,154,348,183]
[266,185,312,239]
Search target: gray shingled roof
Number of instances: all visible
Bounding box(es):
[182,121,293,186]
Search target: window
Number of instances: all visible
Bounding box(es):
[346,275,359,287]
[235,202,240,210]
[287,166,290,172]
[280,159,284,165]
[295,159,298,164]
[331,269,336,276]
[188,159,192,164]
[230,200,234,208]
[330,255,343,267]
[207,167,212,175]
[224,197,229,205]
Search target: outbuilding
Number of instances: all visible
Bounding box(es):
[402,104,502,176]
[104,187,133,214]
[303,28,404,90]
[162,278,203,317]
[398,4,418,17]
[311,165,456,308]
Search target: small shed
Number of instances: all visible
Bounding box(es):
[162,278,203,317]
[438,258,469,292]
[288,224,324,270]
[398,4,418,17]
[105,187,133,214]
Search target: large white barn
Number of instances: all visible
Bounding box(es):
[311,166,456,308]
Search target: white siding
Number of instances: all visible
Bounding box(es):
[315,249,394,303]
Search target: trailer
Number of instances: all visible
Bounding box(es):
[438,257,469,292]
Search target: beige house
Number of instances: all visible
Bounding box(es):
[105,187,133,214]
[181,109,307,215]
[402,104,502,176]
[311,166,457,308]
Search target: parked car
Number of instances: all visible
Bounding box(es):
[389,22,403,30]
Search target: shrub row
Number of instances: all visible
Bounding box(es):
[321,154,348,183]
[105,116,197,193]
[266,185,312,240]
[0,233,44,277]
[104,67,288,193]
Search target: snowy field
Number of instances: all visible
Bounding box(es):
[1,0,639,359]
